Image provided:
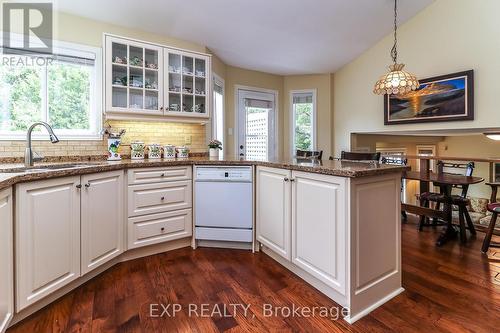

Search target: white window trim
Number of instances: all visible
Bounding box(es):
[211,72,225,151]
[290,89,317,157]
[0,32,102,141]
[234,85,279,159]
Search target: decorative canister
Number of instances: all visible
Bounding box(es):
[130,141,145,160]
[164,144,176,159]
[107,137,122,161]
[148,143,162,159]
[176,146,190,158]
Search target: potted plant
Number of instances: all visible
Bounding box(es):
[208,139,222,158]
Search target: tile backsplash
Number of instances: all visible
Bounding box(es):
[0,120,207,158]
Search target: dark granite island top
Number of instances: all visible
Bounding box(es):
[0,156,408,191]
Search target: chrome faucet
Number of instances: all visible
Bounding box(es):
[25,122,59,167]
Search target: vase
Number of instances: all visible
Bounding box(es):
[209,148,219,158]
[107,138,122,161]
[164,144,176,159]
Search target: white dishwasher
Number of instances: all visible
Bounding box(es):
[194,166,253,245]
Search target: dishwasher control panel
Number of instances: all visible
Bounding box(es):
[195,166,253,182]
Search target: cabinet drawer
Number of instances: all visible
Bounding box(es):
[128,209,192,249]
[128,180,192,217]
[128,166,192,185]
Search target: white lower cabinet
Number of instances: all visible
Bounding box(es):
[256,167,292,260]
[0,188,13,333]
[257,167,347,294]
[15,171,126,311]
[81,171,124,275]
[128,209,192,249]
[16,177,81,311]
[292,171,346,294]
[127,167,193,249]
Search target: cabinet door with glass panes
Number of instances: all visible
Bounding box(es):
[164,50,210,118]
[105,36,163,115]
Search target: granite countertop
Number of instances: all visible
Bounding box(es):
[0,157,408,191]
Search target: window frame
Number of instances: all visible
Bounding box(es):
[290,89,317,156]
[211,73,225,154]
[0,33,102,140]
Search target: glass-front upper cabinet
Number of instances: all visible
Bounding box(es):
[105,35,211,119]
[105,36,163,115]
[165,50,210,118]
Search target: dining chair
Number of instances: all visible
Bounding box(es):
[296,149,323,160]
[382,156,409,221]
[481,182,500,253]
[419,161,476,243]
[329,151,381,161]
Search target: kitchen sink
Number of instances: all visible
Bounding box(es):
[0,163,100,173]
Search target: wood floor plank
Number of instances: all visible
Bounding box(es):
[7,216,500,333]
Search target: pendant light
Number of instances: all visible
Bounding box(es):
[373,0,419,95]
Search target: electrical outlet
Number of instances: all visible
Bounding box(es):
[185,135,192,145]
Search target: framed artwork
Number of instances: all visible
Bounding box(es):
[384,70,474,125]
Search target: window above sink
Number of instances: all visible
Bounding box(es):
[0,35,102,141]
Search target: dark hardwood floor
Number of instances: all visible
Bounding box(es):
[8,217,500,333]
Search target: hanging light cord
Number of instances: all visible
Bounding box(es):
[390,0,398,64]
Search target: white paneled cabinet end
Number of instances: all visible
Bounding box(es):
[0,188,13,333]
[16,177,81,311]
[256,166,403,324]
[81,170,124,275]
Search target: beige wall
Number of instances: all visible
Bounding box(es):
[5,10,337,160]
[283,74,333,159]
[333,0,500,155]
[2,10,209,158]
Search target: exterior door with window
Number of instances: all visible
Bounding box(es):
[237,89,276,160]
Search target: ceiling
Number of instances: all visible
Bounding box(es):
[56,0,434,75]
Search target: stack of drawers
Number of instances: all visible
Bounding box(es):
[127,166,193,249]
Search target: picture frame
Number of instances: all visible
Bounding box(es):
[384,70,474,125]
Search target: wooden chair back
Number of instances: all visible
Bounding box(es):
[338,151,381,161]
[296,149,323,160]
[437,161,475,197]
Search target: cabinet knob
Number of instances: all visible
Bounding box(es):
[161,227,165,232]
[160,173,165,177]
[161,196,165,200]
[160,106,164,111]
[76,184,82,189]
[284,177,289,182]
[85,183,91,188]
[290,178,296,182]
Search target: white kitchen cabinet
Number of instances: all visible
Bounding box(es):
[104,34,211,120]
[105,35,164,115]
[128,180,192,217]
[0,188,13,333]
[128,209,192,249]
[81,171,124,275]
[292,171,347,294]
[16,177,81,311]
[256,167,292,260]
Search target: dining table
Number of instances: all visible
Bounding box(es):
[402,170,484,246]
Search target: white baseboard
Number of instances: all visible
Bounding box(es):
[343,287,405,324]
